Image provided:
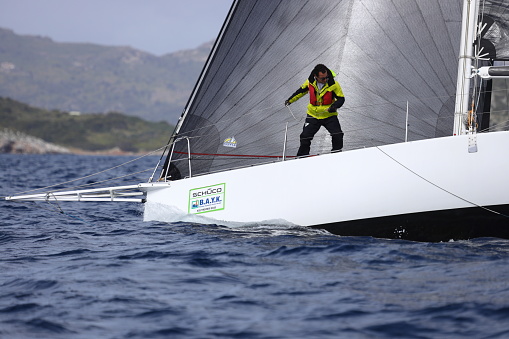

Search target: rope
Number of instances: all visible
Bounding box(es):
[176,93,463,142]
[165,92,509,158]
[172,150,296,159]
[47,168,153,194]
[9,198,95,226]
[5,143,171,198]
[48,193,95,225]
[286,105,298,121]
[375,146,509,218]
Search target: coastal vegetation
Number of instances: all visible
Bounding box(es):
[0,97,174,153]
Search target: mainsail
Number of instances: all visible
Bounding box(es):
[161,0,507,180]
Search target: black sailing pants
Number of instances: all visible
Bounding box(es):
[297,114,343,156]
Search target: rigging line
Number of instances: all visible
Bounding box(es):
[471,75,483,127]
[172,150,295,159]
[176,92,458,142]
[46,193,65,214]
[45,195,94,226]
[9,199,60,214]
[179,102,288,135]
[0,168,150,200]
[286,105,298,121]
[153,122,180,179]
[173,105,280,141]
[175,103,428,146]
[470,2,485,127]
[171,116,425,155]
[46,193,95,226]
[9,143,171,197]
[8,195,94,225]
[46,192,95,226]
[375,146,509,218]
[478,120,509,133]
[172,103,462,156]
[477,107,509,116]
[170,90,470,156]
[181,91,439,138]
[46,168,153,194]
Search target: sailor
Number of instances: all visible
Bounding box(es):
[285,64,345,156]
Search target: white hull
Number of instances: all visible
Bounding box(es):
[142,131,509,241]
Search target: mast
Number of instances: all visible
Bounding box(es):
[453,0,480,136]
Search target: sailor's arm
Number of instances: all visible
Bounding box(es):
[285,81,310,105]
[328,95,345,112]
[328,83,345,112]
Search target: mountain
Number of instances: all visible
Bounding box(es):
[0,97,174,153]
[0,27,212,124]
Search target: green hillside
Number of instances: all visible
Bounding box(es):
[0,27,211,123]
[0,97,174,152]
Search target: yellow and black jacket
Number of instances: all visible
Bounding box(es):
[287,69,345,119]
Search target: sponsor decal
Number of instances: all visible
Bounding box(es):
[189,183,225,214]
[223,136,237,148]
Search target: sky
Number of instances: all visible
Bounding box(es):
[0,0,233,55]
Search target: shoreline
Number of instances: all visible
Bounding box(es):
[0,129,163,156]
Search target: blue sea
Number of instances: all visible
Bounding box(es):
[1,154,509,339]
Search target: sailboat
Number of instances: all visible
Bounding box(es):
[6,0,509,242]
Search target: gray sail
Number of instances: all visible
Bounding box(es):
[164,0,465,179]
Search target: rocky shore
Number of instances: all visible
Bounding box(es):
[0,129,70,154]
[0,129,160,155]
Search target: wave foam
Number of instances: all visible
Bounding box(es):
[143,201,297,229]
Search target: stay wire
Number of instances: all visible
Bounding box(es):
[376,146,509,218]
[7,143,171,197]
[47,192,96,225]
[47,168,153,194]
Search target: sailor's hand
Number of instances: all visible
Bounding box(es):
[328,107,336,113]
[284,100,290,106]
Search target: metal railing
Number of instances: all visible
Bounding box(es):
[164,136,192,181]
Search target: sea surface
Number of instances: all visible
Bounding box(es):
[1,154,509,339]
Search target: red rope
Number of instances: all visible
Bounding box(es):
[173,151,295,158]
